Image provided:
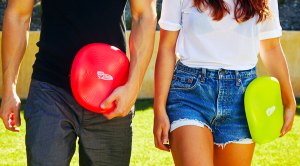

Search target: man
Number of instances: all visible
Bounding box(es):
[0,0,156,165]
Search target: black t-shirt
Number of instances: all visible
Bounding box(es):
[32,0,128,93]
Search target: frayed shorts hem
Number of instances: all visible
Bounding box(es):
[170,118,253,149]
[170,118,212,132]
[214,138,254,149]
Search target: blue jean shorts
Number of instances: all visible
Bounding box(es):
[166,61,257,146]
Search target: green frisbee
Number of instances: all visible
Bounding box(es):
[244,76,284,144]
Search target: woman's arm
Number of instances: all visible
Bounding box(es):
[153,29,179,151]
[259,38,296,136]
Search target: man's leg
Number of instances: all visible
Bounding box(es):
[24,80,80,166]
[78,110,133,166]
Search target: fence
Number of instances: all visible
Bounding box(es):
[0,31,299,98]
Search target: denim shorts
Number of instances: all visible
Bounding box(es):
[166,61,257,146]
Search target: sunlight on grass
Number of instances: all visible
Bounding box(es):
[131,108,173,166]
[0,112,26,166]
[0,105,299,165]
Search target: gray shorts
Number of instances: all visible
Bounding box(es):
[24,80,133,166]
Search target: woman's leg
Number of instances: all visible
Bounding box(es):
[214,143,255,166]
[170,126,214,166]
[212,68,256,166]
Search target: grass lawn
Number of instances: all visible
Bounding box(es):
[0,99,299,166]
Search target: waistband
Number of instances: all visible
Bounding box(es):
[175,61,257,80]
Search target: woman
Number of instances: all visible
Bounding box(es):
[153,0,296,165]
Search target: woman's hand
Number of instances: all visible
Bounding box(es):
[153,110,171,152]
[280,102,296,137]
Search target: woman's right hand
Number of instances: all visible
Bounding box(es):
[153,110,171,152]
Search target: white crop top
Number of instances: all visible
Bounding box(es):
[159,0,282,70]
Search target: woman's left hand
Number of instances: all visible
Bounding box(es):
[280,103,296,137]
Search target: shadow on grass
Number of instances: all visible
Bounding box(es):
[0,98,154,112]
[135,98,154,111]
[20,99,27,111]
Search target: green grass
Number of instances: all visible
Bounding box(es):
[0,99,299,166]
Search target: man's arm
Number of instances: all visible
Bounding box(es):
[0,0,34,131]
[101,0,157,119]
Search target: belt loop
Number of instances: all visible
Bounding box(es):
[200,68,206,83]
[235,70,241,86]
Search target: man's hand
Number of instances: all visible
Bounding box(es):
[101,84,137,119]
[0,91,21,132]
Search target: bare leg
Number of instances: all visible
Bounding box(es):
[214,143,255,166]
[170,126,214,166]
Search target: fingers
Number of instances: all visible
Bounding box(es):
[154,128,163,150]
[9,113,16,126]
[101,87,134,119]
[14,110,21,127]
[103,100,129,119]
[154,126,170,152]
[161,128,171,151]
[1,113,20,132]
[103,106,122,120]
[0,95,21,132]
[100,91,118,110]
[280,108,295,137]
[102,94,128,119]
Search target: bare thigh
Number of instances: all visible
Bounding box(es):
[214,143,255,166]
[170,126,214,166]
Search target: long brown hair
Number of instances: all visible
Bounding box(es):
[194,0,271,23]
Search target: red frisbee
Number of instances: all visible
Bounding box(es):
[70,43,129,114]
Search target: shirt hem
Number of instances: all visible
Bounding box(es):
[259,29,282,40]
[158,20,181,31]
